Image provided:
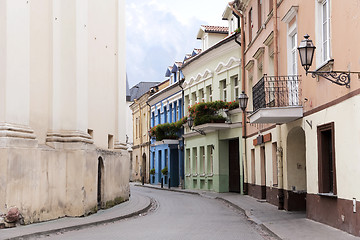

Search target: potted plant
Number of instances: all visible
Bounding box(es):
[150,168,155,183]
[161,166,168,184]
[161,166,168,175]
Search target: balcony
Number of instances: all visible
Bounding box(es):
[249,75,303,124]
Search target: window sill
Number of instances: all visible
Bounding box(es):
[315,59,334,72]
[318,192,337,198]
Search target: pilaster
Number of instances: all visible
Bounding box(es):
[0,0,37,147]
[47,0,92,147]
[115,0,127,150]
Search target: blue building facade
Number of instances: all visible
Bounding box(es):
[148,63,184,187]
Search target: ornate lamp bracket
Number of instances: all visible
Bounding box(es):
[308,70,351,88]
[193,128,206,135]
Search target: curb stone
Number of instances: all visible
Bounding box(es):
[6,197,155,240]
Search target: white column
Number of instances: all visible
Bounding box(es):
[47,0,91,146]
[0,0,36,146]
[115,0,127,149]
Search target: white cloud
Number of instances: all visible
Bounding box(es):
[126,0,230,87]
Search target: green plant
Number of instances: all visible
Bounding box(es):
[149,117,187,141]
[187,100,239,126]
[149,168,155,175]
[161,166,168,175]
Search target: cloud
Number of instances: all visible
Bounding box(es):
[125,0,229,88]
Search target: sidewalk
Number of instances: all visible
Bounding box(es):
[1,188,152,240]
[137,183,359,240]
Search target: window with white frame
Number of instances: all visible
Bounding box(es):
[321,0,330,62]
[315,0,331,66]
[207,86,213,102]
[199,89,205,102]
[220,80,227,102]
[233,76,239,100]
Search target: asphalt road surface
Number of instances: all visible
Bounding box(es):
[41,186,273,240]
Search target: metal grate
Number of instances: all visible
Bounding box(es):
[252,75,302,112]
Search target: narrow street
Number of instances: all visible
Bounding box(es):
[39,186,274,240]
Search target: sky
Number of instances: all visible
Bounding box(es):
[126,0,231,88]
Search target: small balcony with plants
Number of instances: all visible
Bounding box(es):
[185,100,240,135]
[248,75,303,124]
[149,117,187,145]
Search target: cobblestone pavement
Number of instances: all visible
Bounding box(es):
[39,186,274,240]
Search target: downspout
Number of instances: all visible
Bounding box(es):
[230,2,247,195]
[179,77,185,188]
[135,99,143,182]
[273,0,284,210]
[146,100,152,184]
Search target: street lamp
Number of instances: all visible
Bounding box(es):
[187,116,205,135]
[238,91,249,112]
[297,34,358,88]
[297,34,316,72]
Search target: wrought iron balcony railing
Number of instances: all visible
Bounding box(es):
[252,75,302,112]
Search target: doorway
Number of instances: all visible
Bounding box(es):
[229,138,240,193]
[97,157,104,209]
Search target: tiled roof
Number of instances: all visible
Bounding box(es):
[201,25,229,34]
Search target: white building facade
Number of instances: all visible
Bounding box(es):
[0,0,129,223]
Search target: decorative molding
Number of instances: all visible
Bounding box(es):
[281,6,299,23]
[46,130,94,144]
[0,123,36,139]
[263,31,274,46]
[185,69,213,89]
[215,57,241,74]
[253,47,265,60]
[245,60,255,71]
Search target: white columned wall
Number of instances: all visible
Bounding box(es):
[115,0,127,149]
[0,0,36,146]
[47,0,92,146]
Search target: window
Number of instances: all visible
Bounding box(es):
[251,149,255,184]
[192,92,197,105]
[258,0,262,30]
[173,102,177,121]
[165,149,168,167]
[199,89,205,102]
[233,76,239,100]
[317,122,336,195]
[178,99,182,119]
[321,0,330,62]
[135,117,139,138]
[151,112,155,127]
[152,151,155,169]
[207,145,213,174]
[249,8,253,42]
[221,80,227,102]
[164,106,167,123]
[157,109,161,125]
[176,101,179,121]
[200,146,205,173]
[272,143,278,186]
[269,0,273,13]
[207,86,213,102]
[192,147,197,174]
[186,149,191,173]
[169,105,173,123]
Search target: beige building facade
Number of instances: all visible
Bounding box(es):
[0,0,129,224]
[235,0,360,236]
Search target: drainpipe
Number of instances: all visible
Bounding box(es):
[272,0,284,210]
[146,100,152,184]
[229,2,247,195]
[179,77,185,188]
[135,99,143,182]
